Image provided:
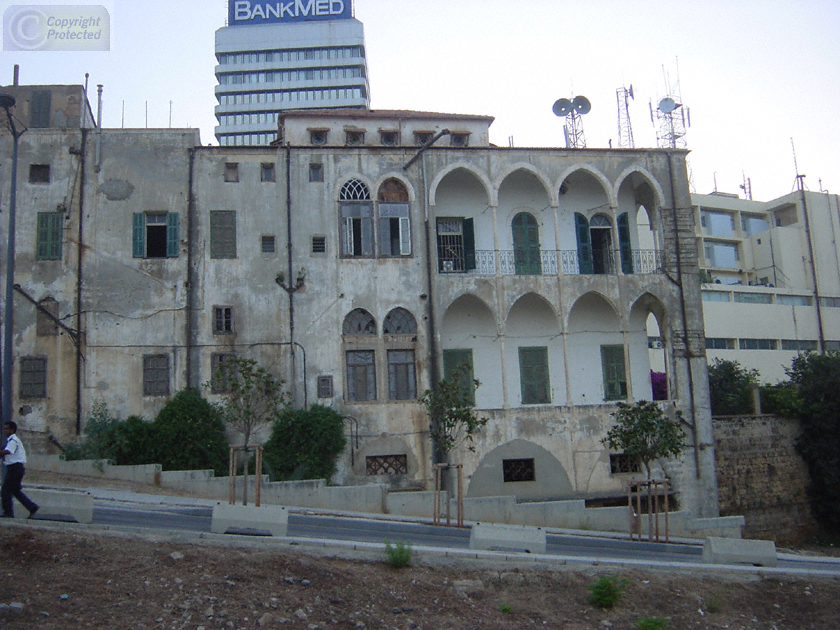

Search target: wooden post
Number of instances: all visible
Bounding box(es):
[456,464,464,528]
[255,445,262,507]
[228,447,236,505]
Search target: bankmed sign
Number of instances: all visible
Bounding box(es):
[3,5,110,51]
[229,1,352,25]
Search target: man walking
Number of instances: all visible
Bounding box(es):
[1,421,38,519]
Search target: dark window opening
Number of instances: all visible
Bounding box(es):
[380,130,399,146]
[29,90,51,128]
[261,235,276,254]
[213,306,234,334]
[224,163,239,182]
[610,453,641,474]
[146,221,168,258]
[310,130,328,145]
[261,163,275,182]
[309,163,324,182]
[20,357,47,399]
[143,354,170,397]
[366,454,408,475]
[450,133,470,147]
[211,353,236,394]
[345,130,364,146]
[388,350,416,400]
[312,235,327,253]
[414,131,433,146]
[503,458,535,483]
[317,375,334,398]
[29,164,50,184]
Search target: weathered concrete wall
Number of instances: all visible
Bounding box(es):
[713,415,816,544]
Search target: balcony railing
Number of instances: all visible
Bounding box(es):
[438,248,663,276]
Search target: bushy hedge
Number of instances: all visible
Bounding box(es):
[64,389,228,476]
[707,358,758,415]
[263,405,346,482]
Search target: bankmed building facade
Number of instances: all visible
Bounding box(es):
[214,0,370,146]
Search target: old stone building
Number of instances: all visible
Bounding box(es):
[0,83,720,518]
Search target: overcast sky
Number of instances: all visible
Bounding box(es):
[2,0,838,201]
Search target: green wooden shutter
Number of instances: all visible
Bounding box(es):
[166,213,180,258]
[601,345,627,401]
[519,346,550,404]
[512,212,541,275]
[618,212,633,274]
[575,213,593,274]
[463,218,476,271]
[133,213,145,258]
[30,90,52,128]
[443,349,475,405]
[36,212,63,260]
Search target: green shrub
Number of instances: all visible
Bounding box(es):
[109,416,156,466]
[635,617,670,630]
[708,358,759,415]
[759,382,800,417]
[384,539,412,568]
[63,400,123,461]
[586,575,628,609]
[150,388,229,475]
[263,405,346,481]
[499,603,513,614]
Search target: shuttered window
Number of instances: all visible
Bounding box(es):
[346,350,376,401]
[36,212,63,260]
[210,211,237,259]
[601,345,627,401]
[132,212,180,258]
[443,349,475,406]
[519,346,550,404]
[388,350,416,400]
[29,90,51,128]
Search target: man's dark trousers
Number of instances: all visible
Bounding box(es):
[1,462,37,517]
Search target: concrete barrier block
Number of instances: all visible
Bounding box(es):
[469,522,546,554]
[14,489,93,523]
[210,503,288,536]
[702,536,777,567]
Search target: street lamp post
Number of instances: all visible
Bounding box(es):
[0,93,24,427]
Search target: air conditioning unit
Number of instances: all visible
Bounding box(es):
[649,340,664,349]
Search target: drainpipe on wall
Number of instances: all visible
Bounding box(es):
[667,153,701,480]
[75,128,88,435]
[797,176,826,353]
[185,147,197,387]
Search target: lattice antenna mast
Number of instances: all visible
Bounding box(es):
[552,96,591,148]
[616,85,635,148]
[650,64,690,149]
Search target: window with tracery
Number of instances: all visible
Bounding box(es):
[383,308,417,335]
[339,179,373,256]
[343,308,376,335]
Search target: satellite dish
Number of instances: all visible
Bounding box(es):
[552,98,573,117]
[628,84,634,100]
[572,95,591,115]
[658,97,677,113]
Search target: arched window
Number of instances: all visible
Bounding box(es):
[343,308,376,335]
[377,179,411,256]
[383,308,417,334]
[340,179,373,256]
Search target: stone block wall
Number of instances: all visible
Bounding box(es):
[713,415,816,545]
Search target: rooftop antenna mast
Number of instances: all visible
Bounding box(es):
[650,62,690,149]
[740,172,752,200]
[616,84,635,148]
[552,95,591,148]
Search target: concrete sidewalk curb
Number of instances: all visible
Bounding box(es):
[3,517,839,579]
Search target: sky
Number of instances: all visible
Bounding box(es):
[1,0,839,201]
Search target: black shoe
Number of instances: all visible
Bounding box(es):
[28,506,39,519]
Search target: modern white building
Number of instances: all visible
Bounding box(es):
[214,0,369,146]
[679,190,840,383]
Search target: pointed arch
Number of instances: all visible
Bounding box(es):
[494,163,553,207]
[383,307,417,335]
[343,308,376,335]
[555,165,615,207]
[428,163,493,207]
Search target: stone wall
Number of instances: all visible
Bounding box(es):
[713,415,816,544]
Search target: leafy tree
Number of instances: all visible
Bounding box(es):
[602,400,686,479]
[420,364,488,458]
[759,381,801,417]
[707,358,759,416]
[788,351,840,530]
[209,357,288,445]
[150,388,229,475]
[263,405,346,481]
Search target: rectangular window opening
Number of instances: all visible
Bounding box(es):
[503,458,535,482]
[20,357,47,399]
[388,349,416,400]
[610,453,640,474]
[366,454,408,476]
[224,162,239,183]
[260,163,275,182]
[601,345,628,401]
[210,211,237,259]
[317,375,334,398]
[213,306,234,334]
[519,346,550,404]
[312,235,327,254]
[261,235,276,254]
[346,350,376,401]
[442,349,475,406]
[211,353,236,394]
[309,163,324,182]
[29,164,50,184]
[143,354,170,397]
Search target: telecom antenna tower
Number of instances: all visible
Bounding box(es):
[616,85,635,148]
[650,66,690,149]
[552,96,591,148]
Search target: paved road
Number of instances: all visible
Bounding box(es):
[89,502,840,576]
